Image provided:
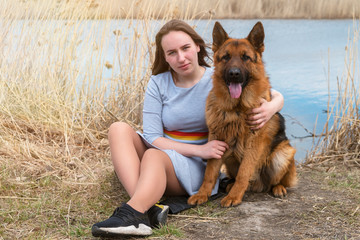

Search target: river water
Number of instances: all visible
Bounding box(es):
[193,19,356,162]
[6,19,357,162]
[100,19,355,162]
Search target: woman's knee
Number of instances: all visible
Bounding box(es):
[108,122,146,156]
[142,149,169,164]
[108,122,133,139]
[143,148,165,159]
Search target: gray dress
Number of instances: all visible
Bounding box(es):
[138,67,220,196]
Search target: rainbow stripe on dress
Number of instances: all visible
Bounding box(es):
[164,129,208,144]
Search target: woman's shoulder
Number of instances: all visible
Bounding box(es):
[205,66,214,73]
[204,66,214,77]
[148,71,172,88]
[201,67,214,85]
[151,71,171,82]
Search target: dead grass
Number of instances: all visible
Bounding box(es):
[8,0,360,19]
[306,20,360,168]
[0,0,359,239]
[0,1,213,238]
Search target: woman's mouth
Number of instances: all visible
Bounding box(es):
[179,63,190,70]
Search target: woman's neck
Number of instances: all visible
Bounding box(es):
[172,66,205,88]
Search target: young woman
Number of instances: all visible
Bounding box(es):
[92,19,284,237]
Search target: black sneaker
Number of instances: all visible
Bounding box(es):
[147,203,169,228]
[92,203,152,237]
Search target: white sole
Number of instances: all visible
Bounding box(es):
[92,224,152,236]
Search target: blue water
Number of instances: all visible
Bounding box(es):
[6,19,356,162]
[67,19,360,162]
[100,19,355,162]
[259,19,355,162]
[191,19,356,162]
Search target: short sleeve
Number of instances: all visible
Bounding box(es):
[142,76,164,144]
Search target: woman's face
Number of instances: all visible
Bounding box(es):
[161,31,200,77]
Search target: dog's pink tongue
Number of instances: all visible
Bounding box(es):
[229,83,242,98]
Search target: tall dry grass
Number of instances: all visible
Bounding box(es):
[306,20,360,168]
[0,0,359,238]
[0,0,193,180]
[11,0,360,19]
[0,1,216,238]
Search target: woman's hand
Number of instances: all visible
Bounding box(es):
[246,98,274,129]
[246,89,284,130]
[198,140,229,160]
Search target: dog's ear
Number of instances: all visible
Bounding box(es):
[212,21,229,53]
[247,21,265,53]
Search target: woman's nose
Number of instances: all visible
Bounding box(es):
[177,51,185,61]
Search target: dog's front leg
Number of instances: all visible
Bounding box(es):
[187,158,223,205]
[220,153,257,207]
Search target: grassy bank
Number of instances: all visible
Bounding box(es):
[0,0,359,239]
[0,1,202,238]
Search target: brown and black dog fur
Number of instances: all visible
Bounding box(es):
[188,21,297,207]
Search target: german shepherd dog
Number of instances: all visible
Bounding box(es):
[188,22,297,207]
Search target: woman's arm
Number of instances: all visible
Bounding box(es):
[143,76,228,160]
[153,137,228,160]
[246,89,284,130]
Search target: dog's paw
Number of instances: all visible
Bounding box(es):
[220,195,242,207]
[272,184,287,198]
[187,194,209,205]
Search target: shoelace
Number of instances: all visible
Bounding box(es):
[154,203,164,210]
[111,205,134,219]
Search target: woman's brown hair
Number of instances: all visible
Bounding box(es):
[152,19,211,75]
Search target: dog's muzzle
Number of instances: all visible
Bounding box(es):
[225,67,246,99]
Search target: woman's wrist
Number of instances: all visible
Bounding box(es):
[270,89,284,113]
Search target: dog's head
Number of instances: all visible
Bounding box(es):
[212,21,265,99]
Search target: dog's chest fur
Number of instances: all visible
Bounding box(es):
[206,92,254,153]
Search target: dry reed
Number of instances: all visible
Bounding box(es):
[0,1,215,238]
[10,0,360,20]
[0,0,359,238]
[306,20,360,168]
[0,0,219,178]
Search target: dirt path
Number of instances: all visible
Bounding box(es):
[101,165,359,240]
[159,166,360,240]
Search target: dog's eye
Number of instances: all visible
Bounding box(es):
[221,53,231,61]
[242,54,251,61]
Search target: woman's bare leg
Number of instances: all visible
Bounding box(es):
[108,122,147,197]
[108,122,186,213]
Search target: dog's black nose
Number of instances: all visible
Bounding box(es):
[228,68,241,81]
